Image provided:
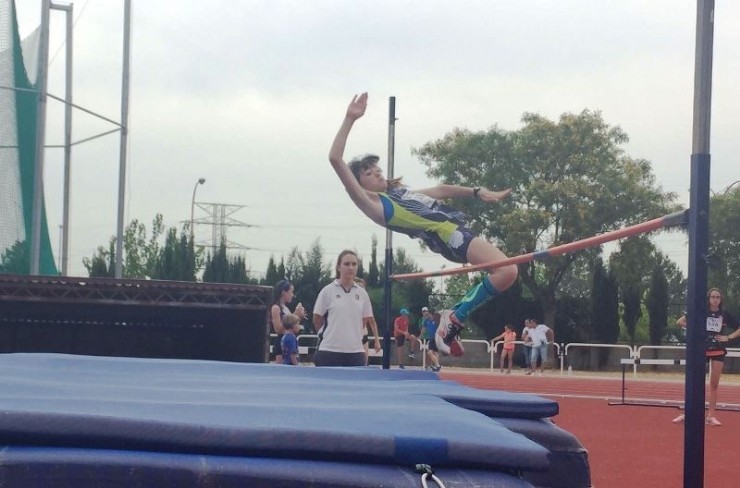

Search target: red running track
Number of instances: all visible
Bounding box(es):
[442,370,740,406]
[443,370,740,488]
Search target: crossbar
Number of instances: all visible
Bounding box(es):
[392,210,688,280]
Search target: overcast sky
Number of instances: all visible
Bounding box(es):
[13,1,740,279]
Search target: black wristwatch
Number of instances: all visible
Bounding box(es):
[472,187,481,199]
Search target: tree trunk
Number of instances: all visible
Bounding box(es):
[541,294,558,330]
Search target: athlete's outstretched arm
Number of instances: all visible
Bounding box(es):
[329,93,367,169]
[328,93,383,224]
[415,184,512,203]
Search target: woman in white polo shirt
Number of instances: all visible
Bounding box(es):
[312,250,374,367]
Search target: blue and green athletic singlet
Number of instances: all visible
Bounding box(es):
[378,187,471,263]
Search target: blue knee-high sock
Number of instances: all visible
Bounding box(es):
[452,278,499,323]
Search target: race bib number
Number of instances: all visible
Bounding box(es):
[705,316,722,333]
[401,189,437,209]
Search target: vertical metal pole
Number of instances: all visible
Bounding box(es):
[59,2,74,276]
[57,224,62,270]
[190,178,205,242]
[382,96,396,369]
[684,1,714,487]
[30,0,52,275]
[211,204,218,250]
[114,0,132,278]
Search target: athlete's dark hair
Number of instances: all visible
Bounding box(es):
[348,154,380,181]
[271,279,292,306]
[347,154,402,188]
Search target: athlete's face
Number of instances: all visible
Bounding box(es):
[358,163,387,192]
[708,291,722,311]
[337,254,359,280]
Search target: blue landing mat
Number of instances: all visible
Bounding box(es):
[0,353,585,487]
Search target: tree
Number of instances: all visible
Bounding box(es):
[621,285,642,344]
[202,244,227,283]
[263,256,280,285]
[83,215,162,279]
[83,215,203,280]
[556,256,596,300]
[82,241,115,278]
[202,240,252,284]
[646,264,670,346]
[0,240,30,274]
[590,258,620,368]
[610,236,656,297]
[277,258,286,283]
[609,235,687,343]
[414,110,680,331]
[553,295,592,344]
[654,252,686,320]
[610,237,652,343]
[436,273,473,309]
[122,214,165,278]
[591,258,619,344]
[155,227,196,281]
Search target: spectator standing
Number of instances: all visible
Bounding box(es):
[280,314,300,366]
[528,319,554,375]
[312,250,373,367]
[491,324,517,374]
[674,287,740,426]
[393,308,416,369]
[267,280,305,363]
[419,307,441,372]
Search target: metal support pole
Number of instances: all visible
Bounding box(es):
[190,178,206,242]
[51,2,74,276]
[30,0,52,275]
[684,1,714,487]
[114,0,132,278]
[382,96,396,370]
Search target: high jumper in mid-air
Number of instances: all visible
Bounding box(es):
[328,92,518,355]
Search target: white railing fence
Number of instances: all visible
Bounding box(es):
[270,333,739,375]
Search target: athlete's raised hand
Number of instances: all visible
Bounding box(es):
[345,92,368,120]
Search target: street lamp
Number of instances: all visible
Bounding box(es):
[710,180,740,196]
[190,178,206,242]
[723,180,740,194]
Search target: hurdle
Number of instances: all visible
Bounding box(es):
[609,357,687,408]
[609,354,740,412]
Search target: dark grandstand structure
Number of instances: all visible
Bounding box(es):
[0,275,270,362]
